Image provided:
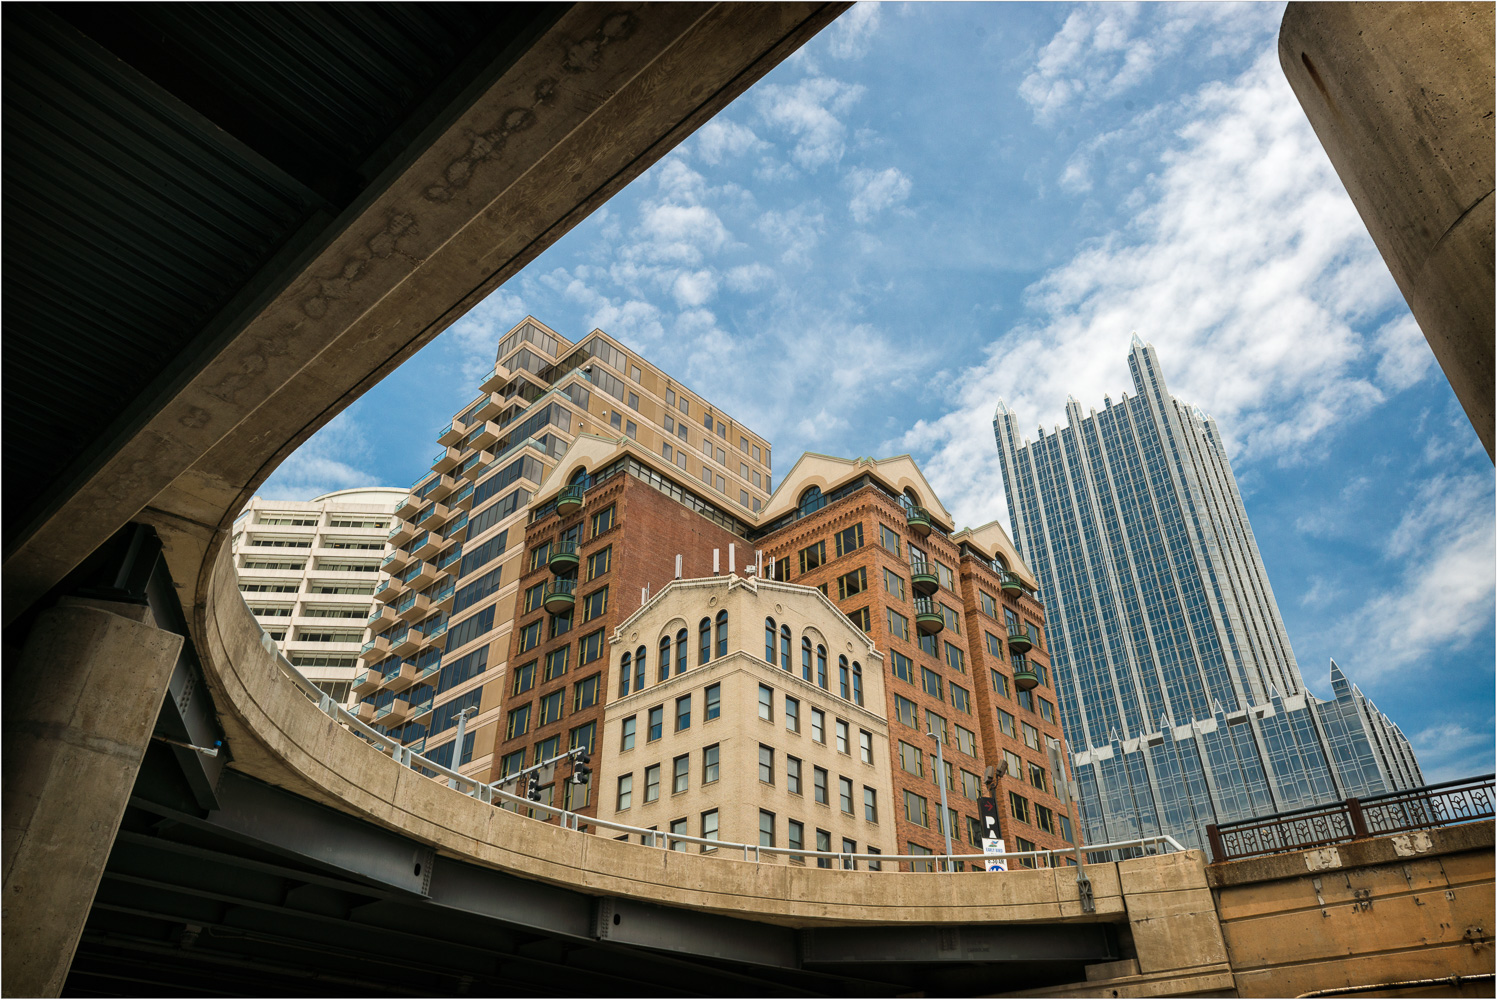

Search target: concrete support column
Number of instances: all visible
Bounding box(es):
[1279,3,1495,460]
[2,600,183,997]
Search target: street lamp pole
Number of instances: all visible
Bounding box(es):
[928,728,954,870]
[446,706,479,789]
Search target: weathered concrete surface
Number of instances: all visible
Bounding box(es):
[1208,821,1496,998]
[1279,3,1495,459]
[2,2,848,624]
[1,603,183,998]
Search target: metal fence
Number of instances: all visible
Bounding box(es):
[1206,774,1495,863]
[269,636,1185,872]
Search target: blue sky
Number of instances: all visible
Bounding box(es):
[263,3,1494,782]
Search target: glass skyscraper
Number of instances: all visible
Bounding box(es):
[993,338,1422,851]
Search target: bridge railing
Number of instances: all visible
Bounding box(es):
[275,644,1186,872]
[1205,773,1496,863]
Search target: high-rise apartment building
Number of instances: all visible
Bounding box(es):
[993,338,1422,852]
[231,488,405,704]
[503,439,1075,864]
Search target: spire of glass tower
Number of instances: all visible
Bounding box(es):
[994,342,1423,851]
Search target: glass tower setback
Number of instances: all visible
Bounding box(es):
[993,338,1422,851]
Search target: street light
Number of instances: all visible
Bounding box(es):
[927,727,954,870]
[446,706,479,789]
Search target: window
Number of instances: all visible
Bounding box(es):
[621,716,636,751]
[811,708,825,743]
[759,810,775,847]
[1028,761,1050,794]
[787,820,803,856]
[740,489,750,507]
[1018,688,1034,713]
[499,750,525,778]
[852,661,864,706]
[834,523,864,556]
[717,421,726,438]
[673,754,690,794]
[864,787,878,823]
[506,704,531,739]
[1005,749,1024,779]
[892,650,914,683]
[1009,791,1030,824]
[699,617,711,664]
[936,560,955,591]
[835,719,849,754]
[765,617,776,663]
[903,790,928,827]
[927,709,949,745]
[676,628,688,675]
[663,442,674,462]
[836,567,867,600]
[1060,814,1074,844]
[991,668,1011,699]
[717,610,728,657]
[645,764,661,802]
[879,524,901,554]
[997,709,1016,738]
[986,632,1004,658]
[955,724,977,756]
[966,815,984,847]
[800,637,812,680]
[609,410,622,430]
[529,542,551,573]
[816,645,828,688]
[979,590,998,618]
[704,411,714,430]
[544,646,569,682]
[898,740,924,776]
[839,776,854,814]
[659,635,671,683]
[703,744,720,783]
[785,696,800,733]
[894,694,918,729]
[813,766,828,805]
[701,809,719,847]
[522,581,545,614]
[838,656,850,699]
[1036,804,1056,835]
[962,769,982,800]
[590,504,615,537]
[847,607,870,632]
[758,684,773,721]
[753,443,761,462]
[679,396,690,415]
[617,773,633,810]
[675,695,691,732]
[1022,721,1042,751]
[816,829,832,869]
[888,608,910,641]
[512,661,535,696]
[921,667,943,699]
[759,744,774,784]
[537,689,563,726]
[587,546,611,580]
[573,674,599,711]
[705,683,721,720]
[786,756,802,794]
[945,642,965,674]
[951,683,971,715]
[647,705,663,741]
[666,389,676,407]
[579,629,604,664]
[859,730,873,764]
[780,625,791,670]
[517,620,541,652]
[668,817,687,850]
[581,586,608,621]
[633,650,645,692]
[797,538,827,574]
[1038,697,1056,723]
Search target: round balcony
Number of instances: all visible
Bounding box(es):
[913,597,944,636]
[905,504,932,538]
[1012,661,1039,691]
[544,578,576,614]
[1007,627,1033,654]
[909,560,938,597]
[548,539,579,573]
[555,483,586,516]
[1000,571,1024,598]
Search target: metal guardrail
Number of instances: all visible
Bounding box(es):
[1206,774,1495,863]
[267,638,1184,873]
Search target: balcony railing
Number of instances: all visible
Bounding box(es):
[1206,774,1496,863]
[913,597,944,635]
[1007,626,1033,653]
[909,558,938,596]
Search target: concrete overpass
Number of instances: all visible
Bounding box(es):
[3,4,1493,995]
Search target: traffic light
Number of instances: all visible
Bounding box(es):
[571,751,592,785]
[526,772,542,801]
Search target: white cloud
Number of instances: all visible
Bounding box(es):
[757,205,826,266]
[894,48,1419,530]
[693,119,765,166]
[754,76,866,170]
[725,262,776,293]
[846,166,912,223]
[1019,3,1283,122]
[258,410,384,501]
[1411,722,1496,783]
[635,203,731,264]
[444,288,528,382]
[827,2,882,60]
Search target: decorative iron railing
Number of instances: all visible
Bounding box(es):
[1206,774,1494,863]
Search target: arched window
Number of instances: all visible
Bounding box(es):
[852,661,864,706]
[568,466,590,486]
[801,637,813,681]
[899,488,921,514]
[659,635,672,683]
[716,610,728,657]
[635,646,647,691]
[676,628,688,674]
[780,625,791,671]
[619,652,632,697]
[816,645,828,690]
[798,485,825,517]
[838,655,850,699]
[699,618,712,665]
[765,617,776,663]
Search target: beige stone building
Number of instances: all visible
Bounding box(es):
[230,487,405,704]
[596,575,897,865]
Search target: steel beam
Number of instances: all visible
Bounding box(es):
[800,923,1120,965]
